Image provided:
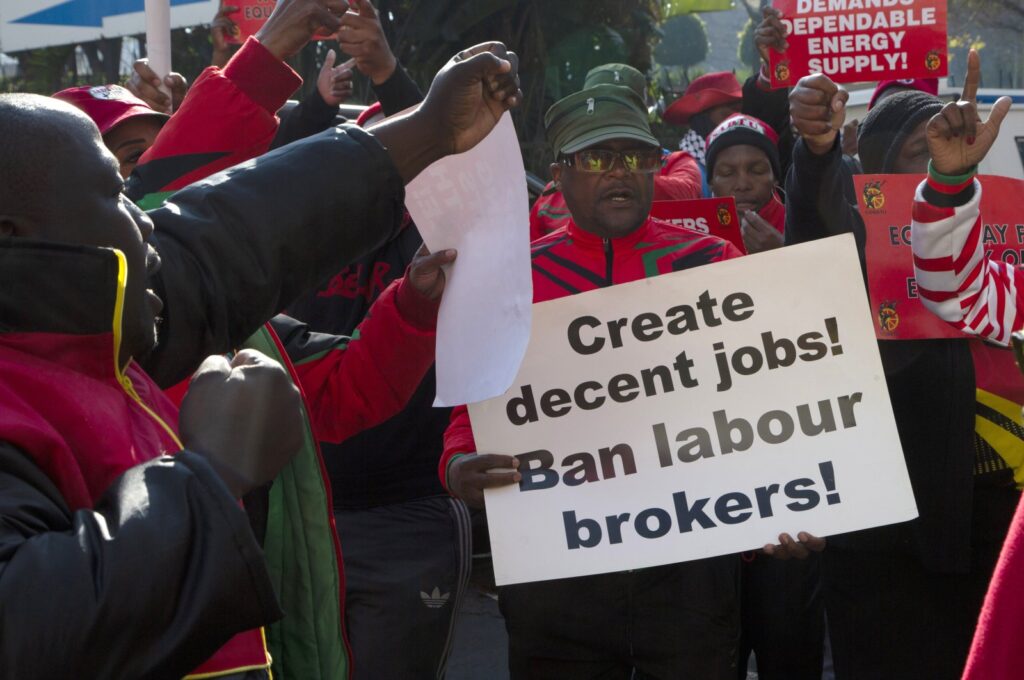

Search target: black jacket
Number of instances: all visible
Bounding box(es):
[272,64,424,150]
[785,137,976,572]
[279,64,451,508]
[0,125,406,677]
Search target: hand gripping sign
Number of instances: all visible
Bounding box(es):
[469,234,917,586]
[769,0,948,89]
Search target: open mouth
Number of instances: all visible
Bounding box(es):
[602,187,636,205]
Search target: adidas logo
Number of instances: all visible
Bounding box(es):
[420,587,450,609]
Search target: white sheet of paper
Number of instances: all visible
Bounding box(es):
[405,113,533,407]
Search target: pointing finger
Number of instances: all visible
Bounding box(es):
[962,48,980,104]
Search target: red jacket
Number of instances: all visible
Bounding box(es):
[131,37,300,202]
[439,217,741,484]
[759,191,786,235]
[127,37,437,679]
[529,151,703,241]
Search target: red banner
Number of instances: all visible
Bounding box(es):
[858,173,1024,341]
[769,0,948,89]
[859,173,1024,411]
[226,0,335,43]
[650,197,746,254]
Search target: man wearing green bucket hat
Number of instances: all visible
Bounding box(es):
[529,63,704,241]
[440,80,744,679]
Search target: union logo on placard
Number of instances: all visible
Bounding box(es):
[716,204,733,226]
[878,301,900,334]
[925,51,942,71]
[774,61,791,83]
[862,180,885,211]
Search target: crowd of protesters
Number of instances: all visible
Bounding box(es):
[0,0,1020,678]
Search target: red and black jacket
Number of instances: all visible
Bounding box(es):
[440,217,741,482]
[0,106,408,677]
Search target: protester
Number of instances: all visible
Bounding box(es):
[786,54,1018,679]
[119,2,470,672]
[528,63,704,240]
[52,85,168,178]
[664,7,794,195]
[906,49,1019,680]
[705,113,785,254]
[269,3,475,675]
[439,76,754,678]
[128,2,504,673]
[664,71,743,168]
[0,22,521,677]
[272,0,422,150]
[700,111,826,678]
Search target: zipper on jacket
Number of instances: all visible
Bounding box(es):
[603,238,613,287]
[109,249,183,450]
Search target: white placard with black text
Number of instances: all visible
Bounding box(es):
[470,234,917,586]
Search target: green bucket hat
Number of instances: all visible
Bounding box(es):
[545,84,659,156]
[583,63,647,102]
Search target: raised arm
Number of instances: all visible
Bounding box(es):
[910,49,1016,344]
[280,248,451,443]
[141,42,521,387]
[784,73,860,251]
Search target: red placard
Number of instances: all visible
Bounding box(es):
[857,173,1024,341]
[650,197,746,254]
[768,0,948,88]
[226,0,336,43]
[859,173,1024,408]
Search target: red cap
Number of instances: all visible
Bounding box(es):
[663,72,742,126]
[52,85,168,135]
[868,78,939,110]
[355,101,384,128]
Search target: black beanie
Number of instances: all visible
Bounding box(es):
[705,114,782,180]
[857,90,942,173]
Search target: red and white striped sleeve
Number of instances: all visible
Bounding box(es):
[911,167,1024,346]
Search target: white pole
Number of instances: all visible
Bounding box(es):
[144,0,172,107]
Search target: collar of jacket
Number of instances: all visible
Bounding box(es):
[0,239,182,509]
[566,216,654,251]
[758,191,786,233]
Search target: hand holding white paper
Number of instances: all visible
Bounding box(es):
[404,113,533,407]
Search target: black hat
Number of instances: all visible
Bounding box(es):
[858,90,942,173]
[705,113,782,180]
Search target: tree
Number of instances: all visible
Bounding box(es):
[736,17,759,73]
[653,13,708,93]
[372,0,664,175]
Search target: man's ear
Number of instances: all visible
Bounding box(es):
[550,162,562,186]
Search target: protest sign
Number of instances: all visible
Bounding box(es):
[768,0,948,88]
[225,0,334,42]
[858,174,1024,341]
[650,197,746,254]
[405,114,533,407]
[470,234,916,586]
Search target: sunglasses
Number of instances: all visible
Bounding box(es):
[562,148,663,174]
